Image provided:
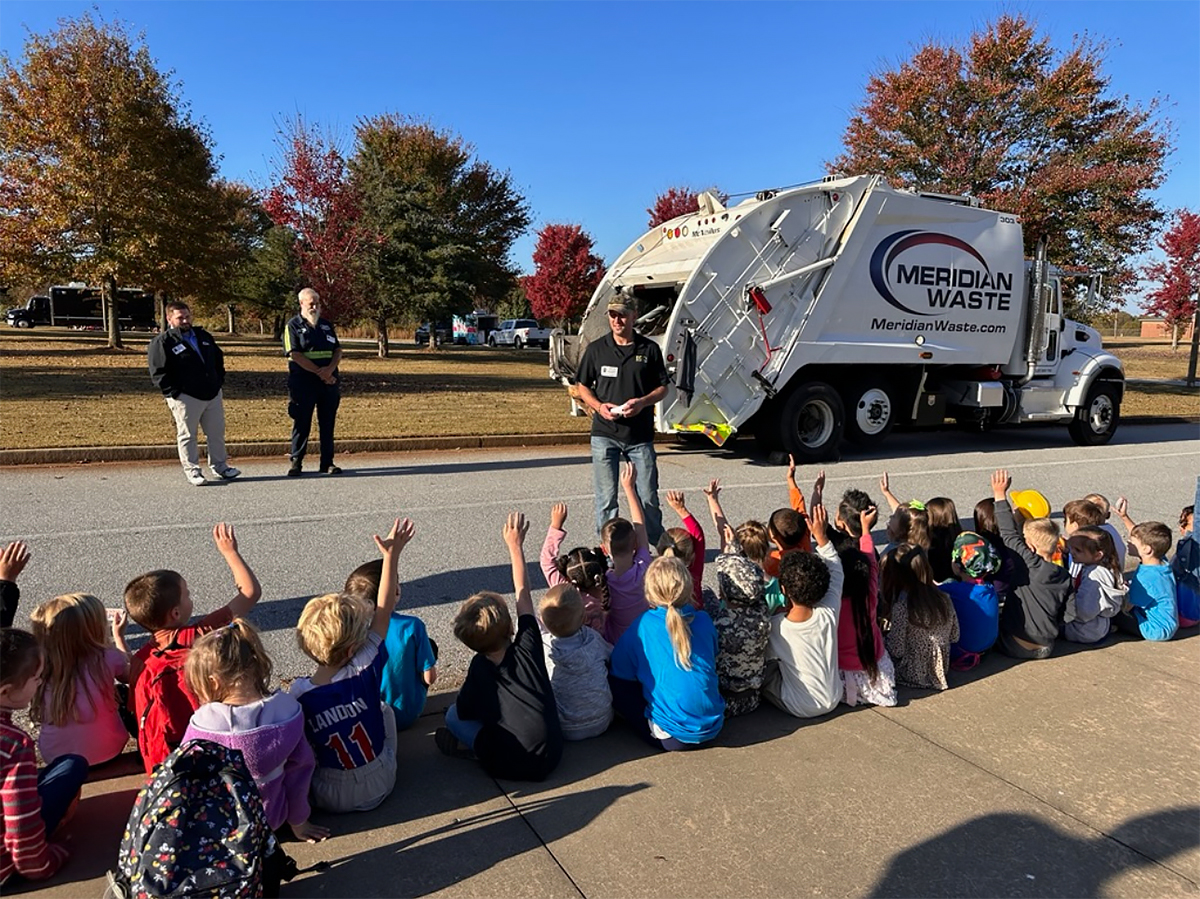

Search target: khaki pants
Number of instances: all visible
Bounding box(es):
[165,391,228,474]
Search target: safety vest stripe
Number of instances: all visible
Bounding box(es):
[304,350,334,360]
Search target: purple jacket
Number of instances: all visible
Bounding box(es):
[183,692,315,830]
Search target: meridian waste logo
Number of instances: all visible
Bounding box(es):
[869,231,1015,317]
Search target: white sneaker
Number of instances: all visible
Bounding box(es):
[186,470,207,486]
[212,466,241,480]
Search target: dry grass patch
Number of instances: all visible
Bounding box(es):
[1,329,1194,450]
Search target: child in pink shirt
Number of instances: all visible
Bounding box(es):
[658,490,707,609]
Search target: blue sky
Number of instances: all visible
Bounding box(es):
[3,1,1197,306]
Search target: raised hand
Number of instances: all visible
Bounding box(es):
[990,469,1012,500]
[809,503,830,547]
[504,511,529,551]
[213,522,239,554]
[620,460,636,492]
[703,479,721,500]
[0,541,30,582]
[666,490,687,515]
[374,517,416,555]
[860,505,879,532]
[550,502,568,531]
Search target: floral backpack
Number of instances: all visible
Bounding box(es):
[106,740,273,899]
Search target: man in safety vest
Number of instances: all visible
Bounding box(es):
[284,287,343,476]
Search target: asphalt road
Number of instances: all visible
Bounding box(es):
[2,423,1196,689]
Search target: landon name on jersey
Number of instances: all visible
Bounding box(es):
[297,644,389,770]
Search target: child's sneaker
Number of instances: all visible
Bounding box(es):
[434,727,473,759]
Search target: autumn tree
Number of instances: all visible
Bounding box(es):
[0,13,228,347]
[523,224,605,329]
[1143,209,1200,349]
[647,185,727,229]
[349,114,530,356]
[830,13,1170,319]
[263,118,367,324]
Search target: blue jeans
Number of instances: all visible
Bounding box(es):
[39,754,88,835]
[444,703,483,751]
[590,437,663,546]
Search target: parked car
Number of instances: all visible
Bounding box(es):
[488,318,552,349]
[414,321,452,346]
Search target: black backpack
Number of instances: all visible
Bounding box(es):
[106,740,274,899]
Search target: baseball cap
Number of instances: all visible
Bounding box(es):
[607,291,636,315]
[952,531,1002,579]
[1010,489,1050,521]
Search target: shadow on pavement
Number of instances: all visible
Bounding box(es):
[869,807,1200,898]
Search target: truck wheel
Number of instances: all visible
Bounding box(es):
[514,336,523,350]
[15,319,32,329]
[1068,381,1120,446]
[778,382,844,462]
[844,383,895,446]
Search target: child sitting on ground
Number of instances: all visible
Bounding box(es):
[879,472,932,554]
[30,593,132,767]
[834,506,896,707]
[183,620,328,851]
[1172,504,1198,627]
[1086,493,1127,563]
[538,584,613,740]
[763,458,818,577]
[1112,499,1178,642]
[599,462,653,646]
[290,517,414,812]
[0,628,88,886]
[881,544,959,691]
[610,556,724,749]
[542,502,609,635]
[925,497,963,583]
[343,559,438,731]
[437,512,563,780]
[123,522,263,773]
[942,532,1002,671]
[659,490,706,608]
[991,471,1072,660]
[703,480,785,613]
[1061,526,1127,644]
[761,504,846,719]
[971,498,1013,594]
[703,522,771,717]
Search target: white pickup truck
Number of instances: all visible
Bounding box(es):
[489,318,552,349]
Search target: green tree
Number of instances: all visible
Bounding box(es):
[0,13,228,347]
[349,115,531,356]
[229,224,303,339]
[830,13,1170,318]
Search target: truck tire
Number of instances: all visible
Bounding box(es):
[514,336,524,350]
[15,319,32,329]
[778,382,844,462]
[843,382,895,446]
[1068,381,1120,446]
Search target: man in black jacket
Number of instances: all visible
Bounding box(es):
[147,301,240,486]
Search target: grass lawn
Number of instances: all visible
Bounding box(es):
[0,329,1195,450]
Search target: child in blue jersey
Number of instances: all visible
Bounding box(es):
[344,559,438,730]
[941,532,1001,671]
[1110,508,1178,642]
[610,555,724,750]
[290,516,415,812]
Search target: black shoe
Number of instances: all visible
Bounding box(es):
[435,727,473,759]
[287,462,303,477]
[319,464,342,475]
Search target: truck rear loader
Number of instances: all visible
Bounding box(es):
[549,174,1124,461]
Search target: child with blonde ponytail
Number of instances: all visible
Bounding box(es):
[31,592,132,766]
[609,556,724,750]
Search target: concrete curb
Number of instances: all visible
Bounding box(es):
[1,417,1196,466]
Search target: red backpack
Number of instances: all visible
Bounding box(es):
[134,644,199,774]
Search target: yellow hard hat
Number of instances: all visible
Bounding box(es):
[1010,489,1050,521]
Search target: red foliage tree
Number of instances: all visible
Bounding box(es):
[830,14,1170,318]
[523,223,606,328]
[262,118,367,322]
[647,186,700,228]
[1143,209,1200,348]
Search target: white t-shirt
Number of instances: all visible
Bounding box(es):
[764,542,845,718]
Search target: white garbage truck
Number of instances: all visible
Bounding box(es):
[548,174,1125,461]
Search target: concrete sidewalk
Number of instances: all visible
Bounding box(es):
[15,631,1199,899]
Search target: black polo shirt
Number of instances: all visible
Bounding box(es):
[283,315,340,386]
[576,331,669,444]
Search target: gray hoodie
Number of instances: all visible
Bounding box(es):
[541,626,614,740]
[1063,563,1127,644]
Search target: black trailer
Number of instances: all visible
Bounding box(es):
[5,285,157,330]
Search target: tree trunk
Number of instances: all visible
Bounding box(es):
[376,316,390,358]
[155,290,167,331]
[1171,323,1180,351]
[226,304,236,334]
[272,315,284,342]
[103,273,123,349]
